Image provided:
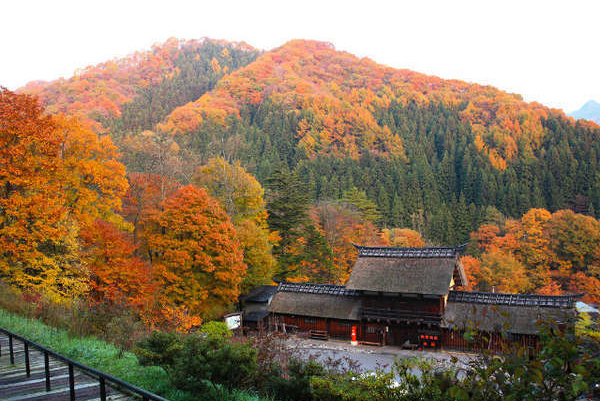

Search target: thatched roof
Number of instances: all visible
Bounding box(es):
[269,284,361,320]
[443,301,575,335]
[346,246,467,295]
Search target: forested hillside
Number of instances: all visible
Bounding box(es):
[21,37,260,132]
[15,38,600,304]
[151,39,600,246]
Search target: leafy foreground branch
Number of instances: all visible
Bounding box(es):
[0,310,267,401]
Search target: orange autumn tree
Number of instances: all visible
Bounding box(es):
[144,185,246,322]
[0,88,131,302]
[54,115,129,228]
[80,219,153,309]
[467,207,600,304]
[121,171,180,250]
[0,88,76,299]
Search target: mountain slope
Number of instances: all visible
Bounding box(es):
[570,100,600,124]
[159,39,595,170]
[19,39,600,246]
[20,37,259,132]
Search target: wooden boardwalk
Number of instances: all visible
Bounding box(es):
[0,333,138,401]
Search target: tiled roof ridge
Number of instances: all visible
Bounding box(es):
[448,290,581,308]
[353,244,466,258]
[277,282,359,296]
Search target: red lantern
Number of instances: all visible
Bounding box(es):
[431,342,436,347]
[424,342,428,346]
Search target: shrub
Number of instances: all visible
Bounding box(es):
[171,334,258,392]
[199,321,232,340]
[136,330,258,393]
[135,330,183,367]
[310,371,397,401]
[263,359,325,401]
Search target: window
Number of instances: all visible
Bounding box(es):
[338,321,351,327]
[367,326,378,334]
[304,318,317,324]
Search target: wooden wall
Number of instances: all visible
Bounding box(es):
[441,328,539,352]
[329,319,354,340]
[362,295,442,314]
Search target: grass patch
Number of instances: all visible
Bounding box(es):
[0,309,268,401]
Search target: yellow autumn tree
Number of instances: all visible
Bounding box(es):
[380,228,426,247]
[194,157,276,292]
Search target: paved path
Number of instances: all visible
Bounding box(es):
[0,333,136,401]
[291,338,477,373]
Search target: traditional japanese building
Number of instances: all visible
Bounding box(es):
[239,285,278,330]
[267,245,578,351]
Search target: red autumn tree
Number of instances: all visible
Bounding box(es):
[80,219,153,310]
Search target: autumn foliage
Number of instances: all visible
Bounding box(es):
[20,38,257,132]
[157,40,594,169]
[144,185,246,321]
[0,88,127,301]
[465,208,600,304]
[3,35,600,342]
[80,219,153,309]
[193,157,277,291]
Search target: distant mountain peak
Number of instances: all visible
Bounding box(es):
[570,100,600,124]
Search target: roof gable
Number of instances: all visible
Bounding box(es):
[346,246,467,295]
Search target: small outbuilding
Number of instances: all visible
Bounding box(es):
[239,285,278,330]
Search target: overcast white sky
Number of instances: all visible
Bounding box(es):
[2,0,598,112]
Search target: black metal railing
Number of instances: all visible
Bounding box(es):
[361,307,442,324]
[0,326,170,401]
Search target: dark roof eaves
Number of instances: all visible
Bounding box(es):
[448,290,581,308]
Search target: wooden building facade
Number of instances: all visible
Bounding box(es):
[267,245,578,352]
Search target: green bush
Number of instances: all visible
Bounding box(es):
[171,334,258,392]
[310,371,395,401]
[199,321,232,340]
[263,359,325,401]
[135,330,183,367]
[136,330,259,393]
